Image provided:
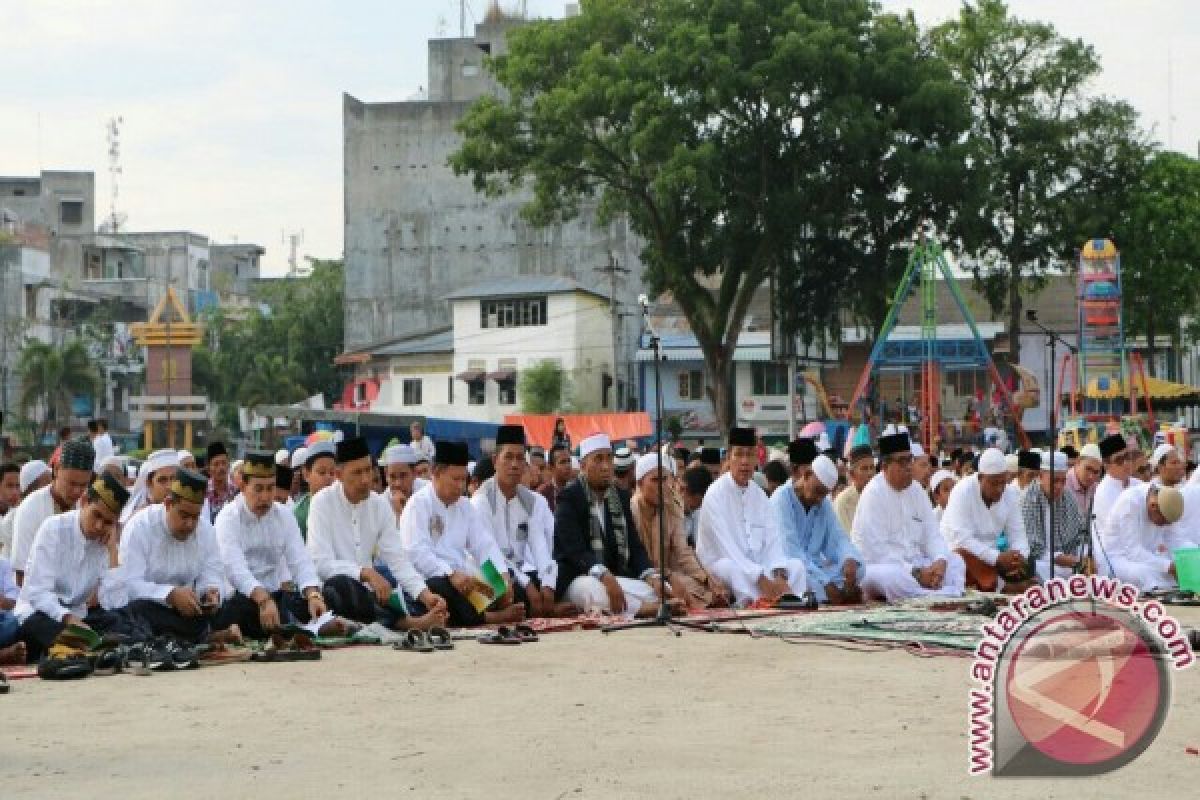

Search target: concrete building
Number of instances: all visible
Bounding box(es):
[342,13,644,409]
[335,277,615,421]
[209,243,264,310]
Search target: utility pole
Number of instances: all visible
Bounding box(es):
[165,245,174,448]
[596,252,630,410]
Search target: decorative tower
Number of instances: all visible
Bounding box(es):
[128,287,207,449]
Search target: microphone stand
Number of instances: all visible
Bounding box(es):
[1025,313,1078,581]
[604,303,708,635]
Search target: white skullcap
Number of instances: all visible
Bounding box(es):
[978,448,1008,476]
[1151,443,1177,469]
[636,452,675,482]
[143,449,180,475]
[379,444,417,467]
[1004,453,1019,471]
[815,433,831,452]
[177,450,195,464]
[910,441,926,458]
[125,464,138,480]
[468,461,477,476]
[930,470,955,492]
[289,447,310,470]
[1080,443,1102,461]
[882,423,909,436]
[19,460,50,493]
[812,454,838,491]
[579,433,612,459]
[1041,450,1068,471]
[274,449,290,466]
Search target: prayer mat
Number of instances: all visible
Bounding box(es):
[711,605,986,652]
[1,665,38,681]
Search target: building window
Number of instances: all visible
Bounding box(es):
[480,296,547,329]
[353,383,366,406]
[402,379,423,406]
[498,380,516,405]
[59,201,83,226]
[678,369,704,401]
[752,363,789,396]
[468,380,486,405]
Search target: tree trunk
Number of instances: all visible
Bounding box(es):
[1145,306,1157,377]
[1007,262,1023,370]
[704,345,737,439]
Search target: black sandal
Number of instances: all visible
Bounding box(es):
[393,629,435,653]
[427,627,455,650]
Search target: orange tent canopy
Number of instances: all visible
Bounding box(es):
[503,413,653,450]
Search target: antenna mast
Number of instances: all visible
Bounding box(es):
[106,116,124,232]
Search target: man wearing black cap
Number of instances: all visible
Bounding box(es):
[698,447,723,479]
[121,468,241,644]
[205,441,237,524]
[306,437,448,631]
[1012,450,1041,497]
[851,431,965,602]
[400,440,525,626]
[10,437,95,585]
[696,427,807,605]
[214,452,330,639]
[13,472,132,661]
[274,464,295,509]
[472,425,562,618]
[834,444,874,534]
[613,446,637,493]
[1091,434,1142,577]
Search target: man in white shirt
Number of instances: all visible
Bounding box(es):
[215,451,329,640]
[852,431,966,602]
[409,420,436,463]
[120,449,180,528]
[306,437,447,631]
[1101,483,1190,590]
[1011,450,1041,498]
[1150,444,1186,488]
[400,441,524,626]
[121,468,241,643]
[11,438,95,583]
[13,472,131,662]
[294,441,336,538]
[88,418,116,473]
[0,463,20,557]
[1093,434,1142,576]
[695,427,807,606]
[471,424,561,617]
[379,443,420,525]
[941,448,1034,593]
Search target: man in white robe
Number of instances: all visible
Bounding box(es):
[13,472,132,661]
[11,438,95,583]
[1101,483,1190,590]
[121,468,241,643]
[941,448,1034,593]
[1150,444,1186,488]
[696,427,807,606]
[306,437,447,631]
[1092,434,1142,576]
[378,443,420,526]
[471,424,562,617]
[214,451,330,640]
[851,431,966,602]
[88,418,115,473]
[400,440,525,626]
[120,449,180,528]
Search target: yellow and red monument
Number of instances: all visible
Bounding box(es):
[128,287,208,449]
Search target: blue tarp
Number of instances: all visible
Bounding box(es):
[283,417,499,461]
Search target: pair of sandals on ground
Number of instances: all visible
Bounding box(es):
[394,623,539,651]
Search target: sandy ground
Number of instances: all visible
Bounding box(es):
[2,611,1198,800]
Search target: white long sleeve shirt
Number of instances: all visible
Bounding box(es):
[14,510,127,623]
[471,478,558,589]
[1093,475,1142,544]
[1101,483,1191,576]
[852,473,950,568]
[940,475,1028,566]
[399,484,506,580]
[91,433,115,472]
[696,473,788,579]
[215,494,319,597]
[10,485,64,574]
[306,482,427,599]
[0,508,14,557]
[119,504,224,604]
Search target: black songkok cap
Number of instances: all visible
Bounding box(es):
[89,471,129,514]
[207,441,228,460]
[699,447,722,465]
[171,468,207,505]
[336,436,370,464]
[1098,434,1127,461]
[728,427,756,448]
[275,464,294,490]
[788,437,819,467]
[435,440,470,467]
[242,451,275,479]
[495,425,526,448]
[878,432,912,457]
[1017,449,1041,471]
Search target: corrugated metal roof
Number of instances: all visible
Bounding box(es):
[443,275,610,302]
[337,328,453,362]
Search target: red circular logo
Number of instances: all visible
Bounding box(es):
[1005,609,1165,768]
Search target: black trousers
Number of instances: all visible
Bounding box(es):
[513,571,543,611]
[426,575,486,627]
[321,574,409,628]
[17,607,138,662]
[126,598,214,643]
[213,589,312,641]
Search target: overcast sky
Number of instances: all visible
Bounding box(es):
[2,1,1196,274]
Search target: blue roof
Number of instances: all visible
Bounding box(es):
[443,276,609,302]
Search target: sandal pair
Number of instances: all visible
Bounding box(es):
[479,624,538,645]
[393,627,454,653]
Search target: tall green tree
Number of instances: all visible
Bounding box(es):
[237,354,308,409]
[17,338,101,436]
[931,0,1147,361]
[452,0,961,433]
[518,360,568,413]
[1110,151,1200,375]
